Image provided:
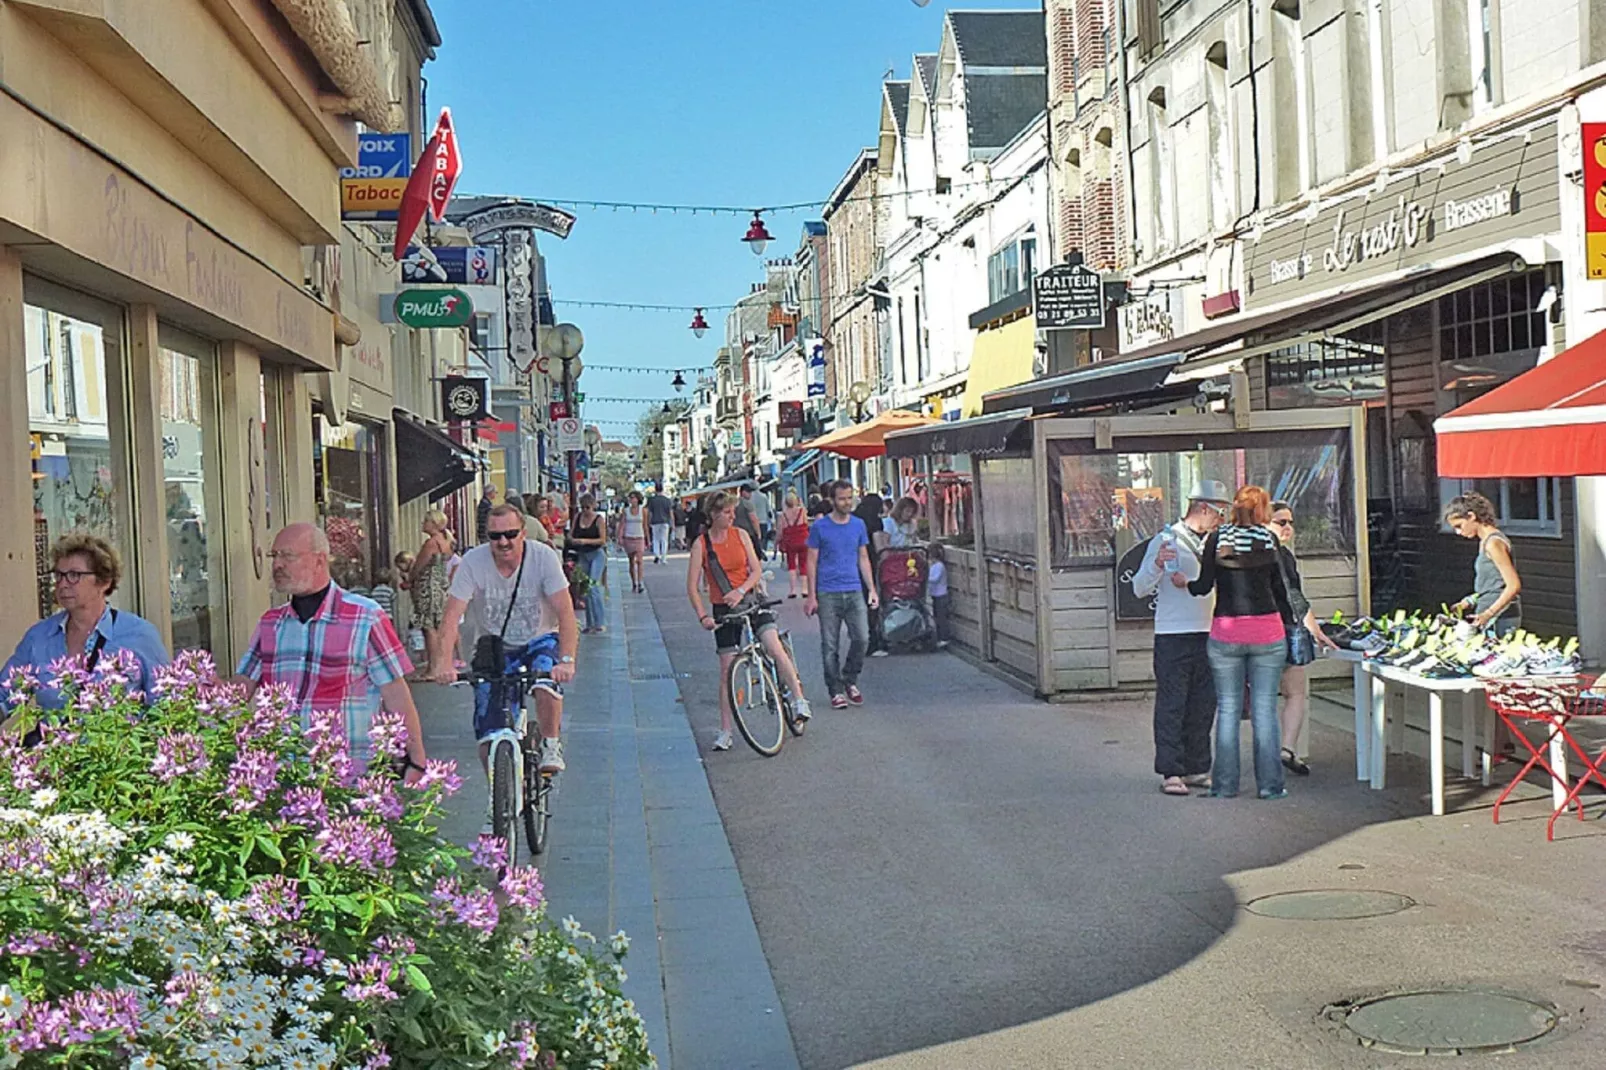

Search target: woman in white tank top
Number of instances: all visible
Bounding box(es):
[621,491,649,593]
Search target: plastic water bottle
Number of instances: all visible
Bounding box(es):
[1161,531,1179,574]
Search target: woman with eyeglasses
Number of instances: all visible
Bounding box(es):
[1268,501,1339,777]
[3,534,169,732]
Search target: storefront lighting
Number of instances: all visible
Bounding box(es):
[742,213,774,256]
[1456,137,1474,165]
[689,309,710,338]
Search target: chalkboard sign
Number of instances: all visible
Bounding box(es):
[1115,539,1160,621]
[1034,263,1105,329]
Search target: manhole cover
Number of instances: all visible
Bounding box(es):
[1328,990,1559,1055]
[1245,889,1415,920]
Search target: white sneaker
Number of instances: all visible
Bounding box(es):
[537,738,566,774]
[791,698,813,722]
[711,730,733,751]
[869,649,890,658]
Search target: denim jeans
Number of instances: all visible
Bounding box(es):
[1206,637,1287,796]
[577,548,606,629]
[816,591,868,696]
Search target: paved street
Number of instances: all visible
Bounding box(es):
[417,553,1606,1069]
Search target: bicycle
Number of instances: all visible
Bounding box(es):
[462,664,561,860]
[724,600,807,757]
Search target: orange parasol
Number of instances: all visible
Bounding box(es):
[799,410,939,460]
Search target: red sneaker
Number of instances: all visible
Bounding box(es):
[830,694,849,709]
[846,685,864,706]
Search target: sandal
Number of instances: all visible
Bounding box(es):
[1281,748,1311,776]
[1161,776,1191,796]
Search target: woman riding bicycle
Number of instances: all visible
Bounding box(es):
[687,491,812,751]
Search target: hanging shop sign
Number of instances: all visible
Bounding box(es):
[778,400,804,431]
[441,376,489,422]
[1244,120,1558,310]
[340,133,412,221]
[806,338,827,398]
[1034,263,1105,329]
[1583,123,1606,279]
[395,288,474,328]
[462,201,578,242]
[556,417,584,453]
[401,245,497,285]
[549,401,570,420]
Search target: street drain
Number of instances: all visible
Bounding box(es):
[629,672,688,681]
[1245,889,1415,920]
[1325,990,1559,1055]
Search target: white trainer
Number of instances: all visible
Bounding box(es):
[711,730,734,751]
[537,738,566,774]
[791,698,813,722]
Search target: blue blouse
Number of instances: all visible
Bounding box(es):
[2,607,170,710]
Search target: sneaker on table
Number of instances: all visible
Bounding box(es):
[711,730,734,751]
[830,694,849,710]
[792,698,813,722]
[846,684,865,706]
[537,738,566,774]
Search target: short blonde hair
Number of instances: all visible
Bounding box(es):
[424,508,448,528]
[52,533,121,594]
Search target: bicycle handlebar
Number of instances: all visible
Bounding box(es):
[456,665,556,685]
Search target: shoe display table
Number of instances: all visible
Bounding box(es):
[1324,650,1578,816]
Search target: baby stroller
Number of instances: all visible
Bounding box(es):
[877,548,935,652]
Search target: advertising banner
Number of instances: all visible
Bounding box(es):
[1585,122,1606,279]
[806,338,827,398]
[340,133,411,221]
[400,246,497,285]
[440,376,489,422]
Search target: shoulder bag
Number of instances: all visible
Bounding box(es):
[472,549,527,674]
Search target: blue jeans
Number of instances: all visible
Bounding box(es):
[577,548,606,629]
[1206,638,1287,797]
[816,591,868,696]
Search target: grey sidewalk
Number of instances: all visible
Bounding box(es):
[412,573,799,1070]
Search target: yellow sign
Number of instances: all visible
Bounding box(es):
[341,178,407,217]
[1589,233,1606,281]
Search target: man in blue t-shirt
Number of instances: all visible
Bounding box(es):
[805,479,880,709]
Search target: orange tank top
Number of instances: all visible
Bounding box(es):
[704,528,750,592]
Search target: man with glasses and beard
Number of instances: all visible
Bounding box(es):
[433,504,579,782]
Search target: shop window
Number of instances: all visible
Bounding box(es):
[986,235,1037,305]
[920,456,974,546]
[317,417,391,593]
[1439,478,1563,538]
[1437,271,1547,374]
[24,283,132,622]
[1048,430,1355,568]
[978,456,1035,559]
[159,327,229,655]
[1264,328,1386,408]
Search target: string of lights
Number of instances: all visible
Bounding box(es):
[525,174,1008,217]
[583,362,711,375]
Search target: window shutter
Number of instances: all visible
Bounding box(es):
[1136,0,1164,60]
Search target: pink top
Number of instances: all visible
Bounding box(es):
[1211,613,1286,645]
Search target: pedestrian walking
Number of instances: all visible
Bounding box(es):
[1131,481,1229,797]
[854,494,890,658]
[927,542,951,648]
[646,482,674,563]
[735,484,764,553]
[777,489,811,598]
[621,491,648,592]
[238,523,428,780]
[407,510,454,682]
[687,490,812,750]
[805,480,879,709]
[476,485,498,544]
[743,483,774,558]
[432,504,579,818]
[1188,485,1296,800]
[569,494,609,633]
[1269,500,1340,777]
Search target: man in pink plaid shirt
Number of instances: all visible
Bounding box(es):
[238,523,428,780]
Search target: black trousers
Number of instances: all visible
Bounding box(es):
[1152,631,1217,777]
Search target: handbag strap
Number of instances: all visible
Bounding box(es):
[703,532,735,596]
[498,548,527,638]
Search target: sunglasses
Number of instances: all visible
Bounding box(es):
[486,530,522,542]
[1270,518,1294,528]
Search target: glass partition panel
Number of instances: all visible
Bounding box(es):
[921,454,974,546]
[159,326,228,655]
[978,456,1034,559]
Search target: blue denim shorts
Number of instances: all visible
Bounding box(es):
[473,633,562,740]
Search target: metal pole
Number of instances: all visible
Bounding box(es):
[564,356,578,516]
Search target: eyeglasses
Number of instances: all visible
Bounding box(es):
[52,569,94,585]
[266,550,313,561]
[486,530,522,542]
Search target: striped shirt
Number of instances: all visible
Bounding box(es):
[236,584,412,753]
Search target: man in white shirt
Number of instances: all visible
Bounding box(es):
[1131,480,1229,796]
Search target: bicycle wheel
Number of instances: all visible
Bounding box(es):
[491,740,520,865]
[523,743,551,855]
[727,652,785,756]
[779,631,805,737]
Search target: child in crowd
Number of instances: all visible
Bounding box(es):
[927,542,950,648]
[369,568,397,621]
[393,551,415,590]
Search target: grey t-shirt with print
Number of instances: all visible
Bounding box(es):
[448,541,569,646]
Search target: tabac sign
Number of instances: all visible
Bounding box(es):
[1243,121,1558,310]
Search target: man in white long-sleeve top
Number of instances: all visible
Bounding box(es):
[1131,481,1230,797]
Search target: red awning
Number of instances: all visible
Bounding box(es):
[1435,330,1606,477]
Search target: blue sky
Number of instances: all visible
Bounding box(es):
[427,0,1028,441]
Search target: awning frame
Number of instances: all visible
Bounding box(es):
[885,407,1034,459]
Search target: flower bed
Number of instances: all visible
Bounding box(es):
[0,651,652,1069]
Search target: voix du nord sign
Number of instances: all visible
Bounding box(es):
[394,289,474,329]
[340,134,413,222]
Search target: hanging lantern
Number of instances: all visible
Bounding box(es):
[742,212,774,257]
[661,401,672,415]
[671,370,687,392]
[689,309,710,338]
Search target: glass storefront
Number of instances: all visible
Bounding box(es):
[23,283,132,621]
[159,326,228,654]
[316,416,390,593]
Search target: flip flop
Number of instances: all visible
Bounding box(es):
[1281,748,1311,776]
[1161,776,1191,796]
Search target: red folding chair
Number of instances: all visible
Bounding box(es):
[1482,677,1590,837]
[1547,688,1606,840]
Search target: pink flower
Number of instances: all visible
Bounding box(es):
[499,866,546,914]
[315,816,396,872]
[224,748,280,812]
[470,834,507,870]
[150,732,209,781]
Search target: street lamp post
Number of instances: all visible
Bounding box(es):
[542,323,585,514]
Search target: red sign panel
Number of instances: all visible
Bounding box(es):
[549,401,570,420]
[428,108,462,223]
[1585,123,1606,279]
[777,400,804,429]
